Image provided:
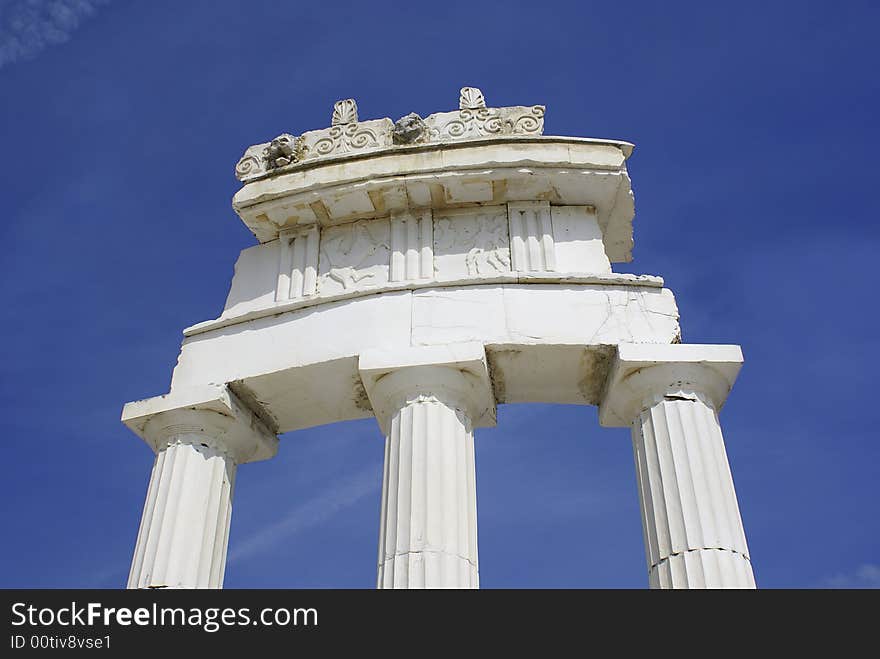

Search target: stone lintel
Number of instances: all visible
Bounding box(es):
[359,342,496,434]
[599,343,744,428]
[184,273,666,338]
[121,384,278,463]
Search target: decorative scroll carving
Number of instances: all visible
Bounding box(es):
[235,143,269,181]
[427,107,503,140]
[300,118,393,160]
[434,208,511,279]
[235,89,545,183]
[425,104,545,142]
[331,98,359,125]
[318,220,391,294]
[316,123,379,156]
[507,105,545,135]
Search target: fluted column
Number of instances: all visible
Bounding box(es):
[377,393,478,588]
[121,386,277,589]
[633,392,754,588]
[601,344,755,589]
[360,343,496,589]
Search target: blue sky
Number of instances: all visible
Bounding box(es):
[0,0,877,589]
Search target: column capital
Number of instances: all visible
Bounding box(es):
[359,342,496,434]
[599,343,744,428]
[121,384,278,463]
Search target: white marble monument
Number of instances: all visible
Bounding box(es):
[122,88,755,589]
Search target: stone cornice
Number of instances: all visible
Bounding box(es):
[230,139,636,264]
[234,88,633,186]
[236,134,634,187]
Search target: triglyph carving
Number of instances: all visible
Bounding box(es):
[508,201,556,272]
[390,210,433,281]
[434,207,511,279]
[319,220,391,294]
[277,226,319,302]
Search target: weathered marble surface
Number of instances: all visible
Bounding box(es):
[218,204,621,323]
[600,344,755,589]
[235,88,545,182]
[124,89,756,592]
[318,219,391,295]
[362,343,491,588]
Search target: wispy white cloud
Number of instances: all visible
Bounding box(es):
[821,564,880,589]
[0,0,109,69]
[228,464,381,564]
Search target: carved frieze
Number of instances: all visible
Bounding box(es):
[318,220,391,295]
[433,207,511,279]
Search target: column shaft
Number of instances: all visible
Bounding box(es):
[377,396,479,588]
[632,394,755,588]
[128,439,236,589]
